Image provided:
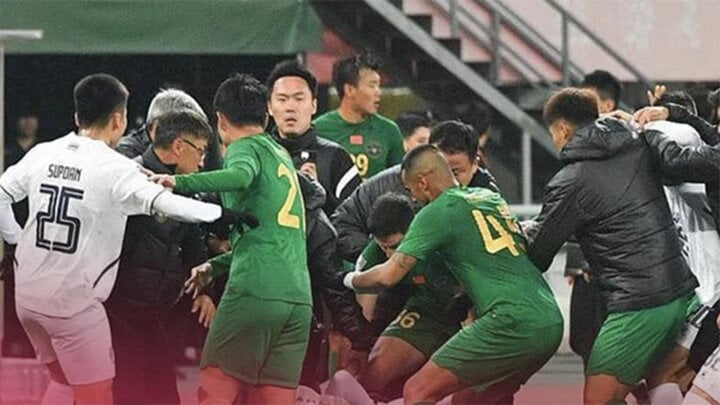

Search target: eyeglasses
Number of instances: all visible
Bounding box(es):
[181,138,207,159]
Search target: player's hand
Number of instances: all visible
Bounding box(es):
[647,84,667,106]
[633,106,669,130]
[150,174,176,189]
[185,262,213,299]
[138,166,155,177]
[604,109,633,123]
[191,294,216,328]
[300,162,318,180]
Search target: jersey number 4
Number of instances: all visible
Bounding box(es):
[36,184,84,254]
[472,209,520,256]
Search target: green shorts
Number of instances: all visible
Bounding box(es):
[381,307,460,358]
[431,309,563,391]
[587,292,698,386]
[200,295,312,388]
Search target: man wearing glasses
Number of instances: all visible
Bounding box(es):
[104,110,218,404]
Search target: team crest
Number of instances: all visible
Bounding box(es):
[365,141,383,158]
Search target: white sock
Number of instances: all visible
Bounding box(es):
[325,370,374,405]
[682,390,712,405]
[41,380,74,405]
[649,383,683,405]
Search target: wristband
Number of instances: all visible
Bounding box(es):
[343,271,357,290]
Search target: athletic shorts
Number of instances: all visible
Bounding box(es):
[693,344,720,402]
[16,301,114,385]
[381,307,459,358]
[587,293,697,386]
[431,309,563,391]
[200,295,312,388]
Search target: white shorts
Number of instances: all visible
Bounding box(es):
[693,344,720,402]
[16,301,114,385]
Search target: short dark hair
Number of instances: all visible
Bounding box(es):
[267,60,318,98]
[333,52,382,99]
[213,73,267,127]
[73,73,128,128]
[543,88,599,127]
[396,111,432,139]
[458,102,491,136]
[581,70,621,107]
[429,120,478,159]
[656,91,698,115]
[401,143,441,177]
[153,111,213,149]
[367,193,415,238]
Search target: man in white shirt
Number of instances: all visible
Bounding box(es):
[0,74,227,405]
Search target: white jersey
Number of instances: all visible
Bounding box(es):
[646,121,720,306]
[0,132,220,317]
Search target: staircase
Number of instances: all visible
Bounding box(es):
[310,0,650,203]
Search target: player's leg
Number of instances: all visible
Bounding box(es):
[360,336,427,396]
[585,293,695,404]
[248,302,312,404]
[405,309,563,404]
[198,366,243,405]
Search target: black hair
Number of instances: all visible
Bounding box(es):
[396,111,432,139]
[213,73,267,127]
[581,70,621,108]
[457,102,491,136]
[543,88,599,127]
[656,91,698,115]
[153,110,212,149]
[332,52,383,99]
[367,193,415,238]
[266,60,318,98]
[73,73,128,128]
[429,120,478,158]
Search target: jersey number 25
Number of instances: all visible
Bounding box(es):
[36,184,84,254]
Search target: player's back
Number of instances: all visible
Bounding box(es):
[4,132,156,317]
[419,187,560,324]
[221,134,311,305]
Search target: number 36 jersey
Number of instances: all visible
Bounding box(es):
[0,133,167,317]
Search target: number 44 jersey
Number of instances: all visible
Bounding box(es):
[0,133,173,317]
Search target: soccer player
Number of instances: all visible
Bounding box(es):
[314,52,405,179]
[343,145,563,403]
[0,73,228,405]
[154,73,312,405]
[355,193,460,401]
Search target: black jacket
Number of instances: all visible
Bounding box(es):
[116,125,224,170]
[527,118,698,312]
[298,173,372,350]
[271,127,361,216]
[105,147,209,317]
[332,164,499,262]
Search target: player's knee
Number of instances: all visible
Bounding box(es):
[45,361,69,385]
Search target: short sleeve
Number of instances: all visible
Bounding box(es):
[397,203,448,262]
[111,161,165,216]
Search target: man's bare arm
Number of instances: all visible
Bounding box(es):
[343,252,417,294]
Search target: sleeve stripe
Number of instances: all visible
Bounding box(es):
[149,189,165,214]
[0,185,16,203]
[335,166,360,199]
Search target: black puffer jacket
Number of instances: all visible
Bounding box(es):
[272,127,361,216]
[105,147,209,317]
[298,173,372,350]
[332,164,499,262]
[527,118,698,313]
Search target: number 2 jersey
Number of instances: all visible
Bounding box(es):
[397,186,562,326]
[174,134,312,306]
[0,133,179,317]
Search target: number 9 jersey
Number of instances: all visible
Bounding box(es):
[0,133,173,317]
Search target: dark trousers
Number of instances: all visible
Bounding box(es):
[107,308,180,405]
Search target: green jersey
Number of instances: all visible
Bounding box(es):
[397,187,559,324]
[175,133,311,305]
[314,110,404,179]
[358,240,459,324]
